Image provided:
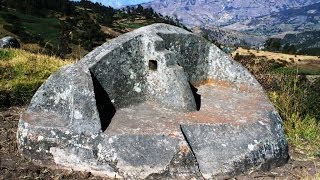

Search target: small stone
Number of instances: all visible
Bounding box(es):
[0,36,20,48]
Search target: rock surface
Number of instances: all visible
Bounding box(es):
[0,36,20,48]
[17,23,289,179]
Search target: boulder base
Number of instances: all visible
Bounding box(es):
[17,23,288,179]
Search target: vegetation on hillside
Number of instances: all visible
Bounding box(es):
[234,52,320,157]
[0,0,185,59]
[264,31,320,56]
[0,49,73,108]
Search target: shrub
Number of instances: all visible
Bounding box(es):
[0,49,16,60]
[269,75,320,156]
[289,58,294,63]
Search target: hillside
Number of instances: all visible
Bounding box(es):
[233,47,320,74]
[142,0,320,28]
[141,0,320,50]
[261,30,320,56]
[0,1,183,59]
[228,2,320,36]
[192,26,266,49]
[282,30,320,55]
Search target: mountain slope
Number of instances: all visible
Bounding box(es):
[282,30,320,55]
[0,1,183,59]
[143,0,320,28]
[225,2,320,35]
[192,26,266,48]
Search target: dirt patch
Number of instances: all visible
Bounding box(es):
[1,107,319,179]
[232,48,320,63]
[100,25,122,37]
[296,60,320,71]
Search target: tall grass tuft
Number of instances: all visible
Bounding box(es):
[269,74,320,157]
[0,49,73,107]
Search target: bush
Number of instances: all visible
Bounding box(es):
[0,49,16,60]
[269,75,320,156]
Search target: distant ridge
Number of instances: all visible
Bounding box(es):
[143,0,320,34]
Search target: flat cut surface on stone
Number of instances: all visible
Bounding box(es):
[17,23,289,179]
[106,83,274,135]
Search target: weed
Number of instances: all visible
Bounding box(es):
[272,67,320,75]
[269,75,320,156]
[234,53,320,158]
[289,58,294,63]
[0,49,16,60]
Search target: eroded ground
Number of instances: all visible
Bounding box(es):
[1,107,319,179]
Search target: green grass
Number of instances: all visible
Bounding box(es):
[0,49,16,60]
[272,67,320,75]
[0,14,5,24]
[23,18,60,45]
[0,10,60,45]
[0,49,73,107]
[0,13,13,37]
[117,21,148,29]
[269,75,320,157]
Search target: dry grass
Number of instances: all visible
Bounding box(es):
[100,25,122,37]
[232,47,320,62]
[233,51,320,160]
[0,48,74,107]
[233,48,320,74]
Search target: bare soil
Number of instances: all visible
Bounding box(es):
[232,48,320,63]
[232,48,320,72]
[1,107,319,179]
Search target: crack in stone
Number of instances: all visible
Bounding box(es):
[180,125,202,176]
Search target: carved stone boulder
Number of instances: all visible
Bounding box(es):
[17,23,288,179]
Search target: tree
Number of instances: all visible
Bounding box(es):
[264,38,281,52]
[282,43,296,54]
[143,8,154,19]
[136,5,144,14]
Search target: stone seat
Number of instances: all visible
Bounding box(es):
[17,23,288,179]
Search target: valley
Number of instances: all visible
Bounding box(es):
[142,0,320,31]
[143,0,320,53]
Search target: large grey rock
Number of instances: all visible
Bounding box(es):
[17,23,288,179]
[0,36,20,48]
